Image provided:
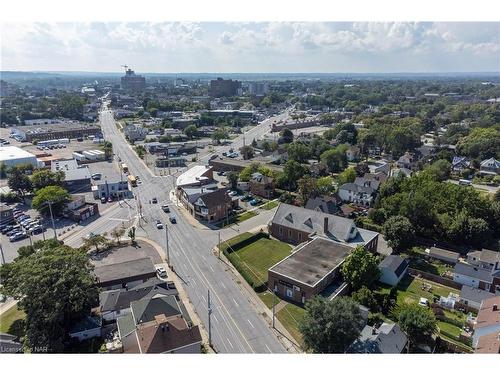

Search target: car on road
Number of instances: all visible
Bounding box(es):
[161,205,170,213]
[229,190,238,196]
[152,197,157,204]
[156,266,167,278]
[217,171,224,176]
[101,196,107,203]
[250,198,262,206]
[30,225,45,235]
[209,154,219,160]
[156,220,163,229]
[241,195,253,201]
[9,232,27,242]
[169,216,176,224]
[92,173,102,180]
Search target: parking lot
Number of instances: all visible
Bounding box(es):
[23,139,102,160]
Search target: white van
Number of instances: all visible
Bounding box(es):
[458,179,472,186]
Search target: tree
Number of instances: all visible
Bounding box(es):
[32,186,70,216]
[81,233,109,254]
[57,94,86,120]
[101,141,113,159]
[226,171,239,190]
[351,286,379,312]
[354,162,370,177]
[383,215,416,253]
[456,127,500,160]
[320,146,348,173]
[128,226,136,244]
[423,159,451,182]
[31,169,65,191]
[8,166,33,197]
[0,242,98,352]
[398,304,437,353]
[286,142,311,163]
[110,227,126,245]
[276,160,308,191]
[184,124,198,139]
[298,176,318,205]
[279,128,294,144]
[212,127,229,143]
[299,296,362,353]
[341,246,380,291]
[337,167,356,186]
[239,163,261,182]
[316,176,335,195]
[239,145,255,160]
[134,145,146,159]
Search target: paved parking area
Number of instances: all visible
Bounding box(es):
[89,240,161,267]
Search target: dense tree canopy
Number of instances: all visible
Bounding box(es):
[32,185,70,216]
[397,304,437,352]
[31,169,65,191]
[299,296,362,353]
[0,242,98,352]
[341,246,380,291]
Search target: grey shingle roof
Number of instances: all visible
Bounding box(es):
[379,255,409,277]
[305,196,339,215]
[339,183,375,195]
[460,285,496,305]
[347,323,407,353]
[93,257,156,284]
[131,295,182,325]
[271,203,378,247]
[428,247,460,263]
[454,263,493,283]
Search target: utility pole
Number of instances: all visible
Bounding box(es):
[208,289,212,347]
[165,225,170,267]
[218,231,221,259]
[272,288,276,329]
[0,243,5,265]
[47,201,57,240]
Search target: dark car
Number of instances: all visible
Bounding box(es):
[101,197,107,203]
[161,205,170,213]
[169,216,176,224]
[152,197,158,204]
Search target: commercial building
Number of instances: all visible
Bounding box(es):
[209,78,241,97]
[175,165,214,188]
[0,146,39,168]
[92,180,130,199]
[93,257,157,290]
[51,159,91,193]
[12,122,101,142]
[0,203,14,225]
[63,195,99,222]
[268,237,352,304]
[120,68,146,92]
[248,81,269,96]
[178,186,234,223]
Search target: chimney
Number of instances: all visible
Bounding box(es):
[493,304,498,311]
[323,217,328,234]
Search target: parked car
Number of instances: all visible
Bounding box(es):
[101,197,107,203]
[156,267,167,278]
[217,171,225,176]
[156,220,163,229]
[161,205,170,213]
[9,232,27,242]
[229,191,238,196]
[169,216,176,224]
[92,173,102,180]
[30,225,45,234]
[107,196,113,203]
[1,225,14,234]
[250,198,262,206]
[152,197,157,204]
[209,154,219,160]
[241,195,253,201]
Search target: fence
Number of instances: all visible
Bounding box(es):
[408,268,462,290]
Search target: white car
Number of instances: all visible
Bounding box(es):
[156,267,167,278]
[156,220,163,229]
[418,297,429,307]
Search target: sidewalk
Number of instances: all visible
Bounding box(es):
[136,236,215,353]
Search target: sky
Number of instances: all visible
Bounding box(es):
[1,22,499,73]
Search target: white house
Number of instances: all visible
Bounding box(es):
[379,255,409,286]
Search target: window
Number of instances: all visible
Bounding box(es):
[286,289,293,298]
[279,227,282,235]
[298,233,302,241]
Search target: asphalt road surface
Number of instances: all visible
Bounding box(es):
[61,105,289,353]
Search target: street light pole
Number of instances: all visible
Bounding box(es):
[165,225,170,268]
[208,289,212,347]
[272,288,276,329]
[0,243,5,265]
[218,231,221,259]
[47,201,57,240]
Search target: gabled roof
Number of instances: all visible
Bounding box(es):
[475,296,500,329]
[339,183,375,195]
[130,295,182,325]
[305,196,339,215]
[454,263,493,283]
[459,285,496,305]
[476,249,500,264]
[480,157,500,169]
[348,323,407,353]
[195,188,231,209]
[93,257,156,284]
[271,203,378,247]
[428,247,460,263]
[379,255,409,277]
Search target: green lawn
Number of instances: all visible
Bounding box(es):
[276,303,306,346]
[438,321,461,339]
[409,257,453,277]
[258,291,282,309]
[216,211,258,228]
[260,200,278,210]
[227,237,291,287]
[0,305,26,338]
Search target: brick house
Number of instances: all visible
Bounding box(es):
[269,203,379,251]
[249,172,274,199]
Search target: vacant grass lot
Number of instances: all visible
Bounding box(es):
[227,237,291,288]
[260,200,279,210]
[0,304,26,338]
[216,211,258,228]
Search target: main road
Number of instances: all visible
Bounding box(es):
[62,106,291,353]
